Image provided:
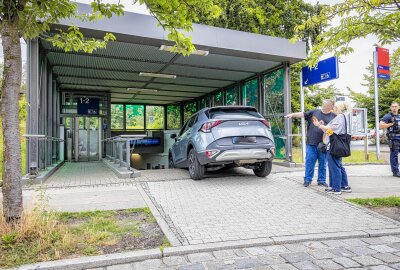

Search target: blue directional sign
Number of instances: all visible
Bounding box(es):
[77,97,99,115]
[302,56,339,86]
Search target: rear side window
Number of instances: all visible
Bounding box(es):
[208,108,262,119]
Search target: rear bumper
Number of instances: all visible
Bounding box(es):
[216,148,273,161]
[197,147,275,165]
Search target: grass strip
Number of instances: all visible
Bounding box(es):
[0,207,166,268]
[347,196,400,207]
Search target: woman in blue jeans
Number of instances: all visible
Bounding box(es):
[313,101,352,195]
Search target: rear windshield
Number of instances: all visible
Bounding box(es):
[208,108,262,119]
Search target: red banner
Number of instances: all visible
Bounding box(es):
[376,47,390,79]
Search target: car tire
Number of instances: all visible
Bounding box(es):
[253,160,272,177]
[169,155,175,169]
[188,148,205,180]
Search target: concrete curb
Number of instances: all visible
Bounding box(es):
[21,161,65,186]
[163,237,275,256]
[14,249,161,270]
[137,183,182,247]
[294,162,389,168]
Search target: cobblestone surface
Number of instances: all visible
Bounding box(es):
[90,236,400,270]
[143,175,400,245]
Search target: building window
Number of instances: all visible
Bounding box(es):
[184,101,197,123]
[225,86,239,105]
[146,105,164,129]
[167,104,181,129]
[213,90,223,106]
[243,78,259,108]
[126,104,144,129]
[111,104,124,130]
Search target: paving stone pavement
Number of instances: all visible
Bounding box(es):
[143,175,400,245]
[83,236,400,269]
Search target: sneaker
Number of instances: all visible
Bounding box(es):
[303,182,311,187]
[325,187,333,192]
[326,188,341,195]
[341,186,352,193]
[318,182,328,187]
[393,172,400,177]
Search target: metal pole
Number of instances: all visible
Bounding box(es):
[119,141,123,167]
[300,71,306,163]
[373,50,381,159]
[283,62,292,162]
[126,140,130,170]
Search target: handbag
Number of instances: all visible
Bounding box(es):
[329,114,351,158]
[317,142,327,153]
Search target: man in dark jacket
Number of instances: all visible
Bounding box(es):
[380,101,400,177]
[285,100,336,187]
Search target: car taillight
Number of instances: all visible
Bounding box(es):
[200,120,223,132]
[261,120,271,128]
[206,149,220,158]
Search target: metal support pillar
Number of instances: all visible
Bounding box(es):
[283,62,292,162]
[119,142,123,167]
[27,39,40,175]
[98,117,102,160]
[47,67,53,166]
[126,140,131,170]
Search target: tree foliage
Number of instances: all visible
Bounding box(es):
[197,0,333,113]
[293,0,400,66]
[198,0,323,48]
[350,48,400,127]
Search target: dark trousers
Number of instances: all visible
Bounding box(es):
[390,141,399,174]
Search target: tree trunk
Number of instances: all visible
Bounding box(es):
[1,20,23,221]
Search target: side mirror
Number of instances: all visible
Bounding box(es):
[170,133,177,139]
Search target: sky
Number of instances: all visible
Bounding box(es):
[1,0,398,95]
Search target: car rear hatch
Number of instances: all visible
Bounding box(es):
[204,107,273,146]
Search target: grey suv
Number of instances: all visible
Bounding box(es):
[169,106,275,180]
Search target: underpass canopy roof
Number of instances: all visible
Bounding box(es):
[43,3,306,105]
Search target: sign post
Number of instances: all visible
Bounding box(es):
[300,71,306,162]
[374,47,390,160]
[300,56,339,163]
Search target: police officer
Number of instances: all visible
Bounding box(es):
[379,101,400,177]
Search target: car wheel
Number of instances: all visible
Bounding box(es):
[188,148,205,180]
[169,155,175,169]
[253,160,272,177]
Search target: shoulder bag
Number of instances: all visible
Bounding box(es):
[329,114,351,158]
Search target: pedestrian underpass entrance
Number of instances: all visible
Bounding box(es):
[24,3,306,178]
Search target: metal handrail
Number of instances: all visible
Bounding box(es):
[103,134,147,170]
[23,134,64,142]
[102,134,147,142]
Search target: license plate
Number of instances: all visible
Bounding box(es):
[232,136,257,144]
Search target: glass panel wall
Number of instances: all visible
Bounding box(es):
[167,104,181,129]
[184,101,197,123]
[111,104,124,130]
[200,96,210,109]
[126,105,144,129]
[264,68,285,159]
[146,105,164,129]
[225,86,239,105]
[242,78,258,108]
[213,90,223,106]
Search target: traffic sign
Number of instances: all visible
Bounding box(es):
[77,97,99,115]
[377,47,390,80]
[302,56,339,86]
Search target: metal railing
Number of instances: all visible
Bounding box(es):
[23,134,64,175]
[103,135,146,170]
